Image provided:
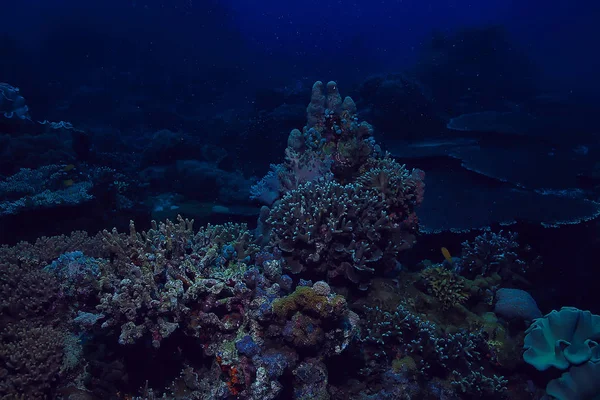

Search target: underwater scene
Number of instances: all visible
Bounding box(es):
[1,0,600,399]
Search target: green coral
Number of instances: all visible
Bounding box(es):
[272,286,346,319]
[421,266,470,310]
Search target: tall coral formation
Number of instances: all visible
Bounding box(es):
[302,80,376,181]
[260,81,425,289]
[251,80,414,205]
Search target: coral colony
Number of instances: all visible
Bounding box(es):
[1,81,598,400]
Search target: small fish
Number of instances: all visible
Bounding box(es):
[441,247,453,264]
[63,164,75,172]
[63,179,74,187]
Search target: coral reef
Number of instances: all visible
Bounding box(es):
[253,82,424,290]
[0,165,95,216]
[360,303,509,398]
[0,220,539,399]
[0,81,546,400]
[0,236,78,399]
[251,80,386,205]
[92,217,259,347]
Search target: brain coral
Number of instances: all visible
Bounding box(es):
[494,288,541,321]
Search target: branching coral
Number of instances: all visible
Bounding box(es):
[360,303,506,395]
[0,245,75,399]
[358,155,425,212]
[0,262,60,318]
[93,216,258,347]
[421,266,470,310]
[458,230,526,279]
[360,304,440,370]
[0,230,102,268]
[0,165,96,216]
[0,164,132,217]
[1,214,361,398]
[268,157,423,289]
[0,321,67,399]
[451,367,508,396]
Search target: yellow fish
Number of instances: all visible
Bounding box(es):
[63,164,75,172]
[441,247,453,264]
[63,179,74,187]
